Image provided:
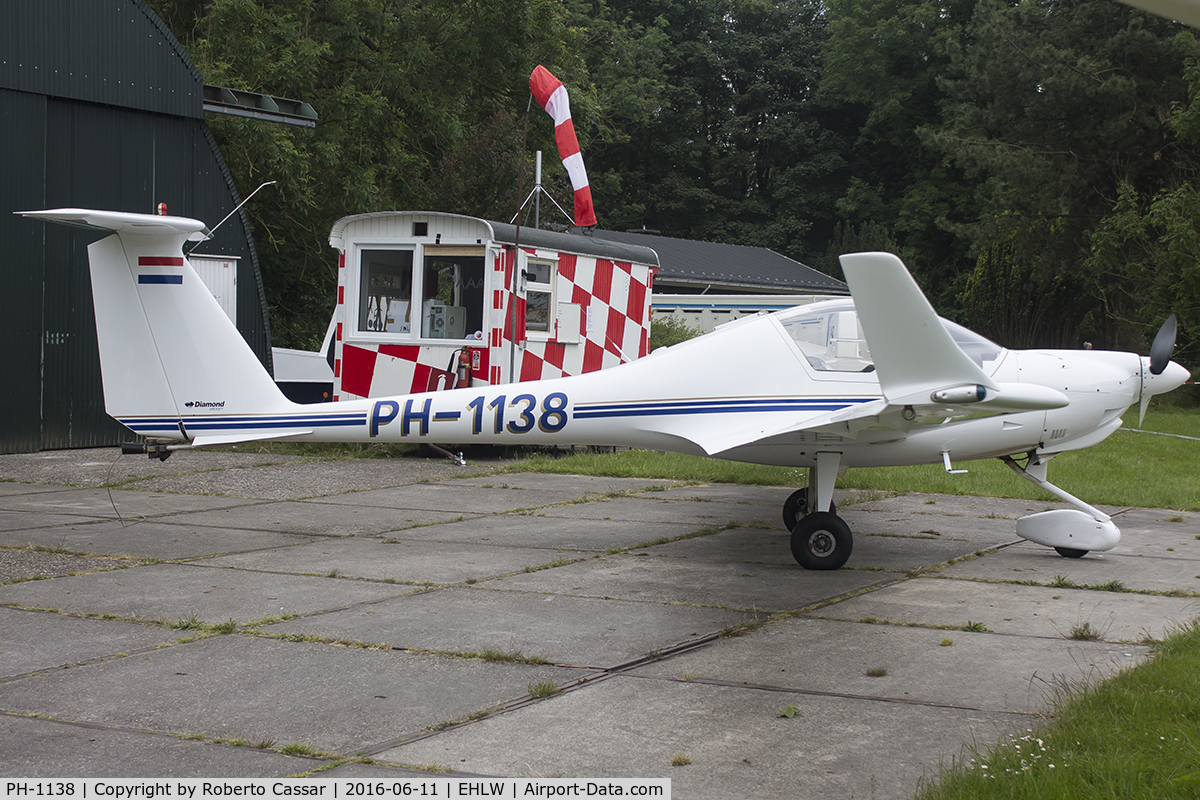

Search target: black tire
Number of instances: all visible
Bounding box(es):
[790,511,853,570]
[782,488,836,532]
[1054,547,1088,559]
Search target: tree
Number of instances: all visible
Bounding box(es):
[817,0,977,306]
[1081,48,1200,370]
[960,228,1089,350]
[931,0,1197,348]
[1085,183,1199,367]
[565,0,841,264]
[146,0,572,348]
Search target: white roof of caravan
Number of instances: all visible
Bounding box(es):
[329,211,659,267]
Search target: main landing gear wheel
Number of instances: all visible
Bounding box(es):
[790,512,853,570]
[782,488,836,531]
[1054,547,1088,558]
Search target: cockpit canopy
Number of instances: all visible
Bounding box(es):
[776,300,1003,373]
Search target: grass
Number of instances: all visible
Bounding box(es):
[917,620,1200,799]
[1049,575,1130,593]
[170,613,205,631]
[527,680,559,698]
[505,446,790,485]
[276,742,318,757]
[218,441,419,459]
[1067,621,1105,641]
[477,647,550,665]
[168,614,240,636]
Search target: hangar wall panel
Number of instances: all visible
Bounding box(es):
[0,0,273,453]
[0,89,48,453]
[0,0,202,119]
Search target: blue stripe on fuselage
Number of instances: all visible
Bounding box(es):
[119,413,367,434]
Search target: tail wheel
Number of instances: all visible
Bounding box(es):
[782,488,837,532]
[790,511,853,570]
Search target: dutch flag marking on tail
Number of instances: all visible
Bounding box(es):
[138,255,185,284]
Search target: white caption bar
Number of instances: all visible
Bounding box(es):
[2,779,671,800]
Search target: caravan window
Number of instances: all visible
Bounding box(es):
[356,246,487,341]
[358,249,414,333]
[420,249,486,340]
[524,258,555,336]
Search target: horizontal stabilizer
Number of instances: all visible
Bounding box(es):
[19,208,211,241]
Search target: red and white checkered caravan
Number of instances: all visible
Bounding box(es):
[327,212,659,400]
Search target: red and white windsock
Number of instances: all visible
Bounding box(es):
[529,65,597,228]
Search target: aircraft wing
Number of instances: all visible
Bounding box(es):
[840,250,1065,409]
[680,397,886,457]
[702,252,1067,456]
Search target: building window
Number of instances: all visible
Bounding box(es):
[358,249,414,333]
[524,258,555,337]
[421,250,486,340]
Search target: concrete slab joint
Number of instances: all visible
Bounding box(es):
[0,449,1195,797]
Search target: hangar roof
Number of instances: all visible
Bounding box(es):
[588,228,847,295]
[0,0,203,118]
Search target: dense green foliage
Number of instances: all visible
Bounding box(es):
[647,315,704,351]
[938,2,1199,358]
[148,0,1197,376]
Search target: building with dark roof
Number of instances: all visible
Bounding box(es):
[589,228,847,295]
[1,0,271,453]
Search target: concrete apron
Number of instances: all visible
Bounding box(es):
[0,448,1195,797]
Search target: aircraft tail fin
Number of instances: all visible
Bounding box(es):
[20,209,295,441]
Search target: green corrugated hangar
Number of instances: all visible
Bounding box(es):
[0,0,272,453]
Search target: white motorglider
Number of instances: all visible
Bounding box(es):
[20,208,1190,569]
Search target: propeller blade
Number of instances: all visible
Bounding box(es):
[1149,315,1177,376]
[1138,393,1152,426]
